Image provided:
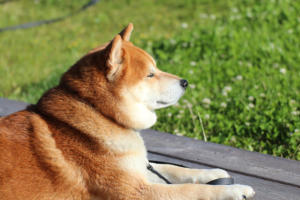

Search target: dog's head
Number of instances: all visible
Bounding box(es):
[61,24,188,130]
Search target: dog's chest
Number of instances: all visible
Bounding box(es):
[103,131,148,175]
[103,131,146,154]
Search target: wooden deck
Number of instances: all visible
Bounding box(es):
[1,98,299,200]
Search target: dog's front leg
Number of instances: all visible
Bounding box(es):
[148,163,230,184]
[145,183,255,200]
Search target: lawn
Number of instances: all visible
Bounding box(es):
[0,0,299,160]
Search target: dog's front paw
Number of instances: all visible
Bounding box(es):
[196,168,230,183]
[223,184,255,200]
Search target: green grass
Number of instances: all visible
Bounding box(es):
[1,0,299,160]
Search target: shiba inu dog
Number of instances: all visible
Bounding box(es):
[0,24,255,200]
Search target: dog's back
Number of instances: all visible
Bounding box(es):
[0,111,89,199]
[0,111,51,199]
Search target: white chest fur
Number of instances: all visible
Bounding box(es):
[103,131,148,176]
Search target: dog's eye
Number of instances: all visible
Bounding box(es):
[147,73,155,78]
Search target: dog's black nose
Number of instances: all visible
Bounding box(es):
[180,79,188,89]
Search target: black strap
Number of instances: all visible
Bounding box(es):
[0,0,100,33]
[147,163,172,184]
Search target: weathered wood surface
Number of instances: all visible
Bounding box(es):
[141,129,300,187]
[143,130,300,200]
[1,98,300,200]
[0,98,29,116]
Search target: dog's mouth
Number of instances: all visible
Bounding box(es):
[156,100,169,105]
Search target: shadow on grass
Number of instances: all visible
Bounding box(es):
[0,0,15,4]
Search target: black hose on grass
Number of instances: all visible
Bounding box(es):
[0,0,100,33]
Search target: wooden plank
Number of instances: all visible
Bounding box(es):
[0,98,29,116]
[148,152,300,200]
[141,129,300,188]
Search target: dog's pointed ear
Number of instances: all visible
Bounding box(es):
[119,23,133,41]
[106,35,123,81]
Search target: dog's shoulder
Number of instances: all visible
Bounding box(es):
[0,110,34,142]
